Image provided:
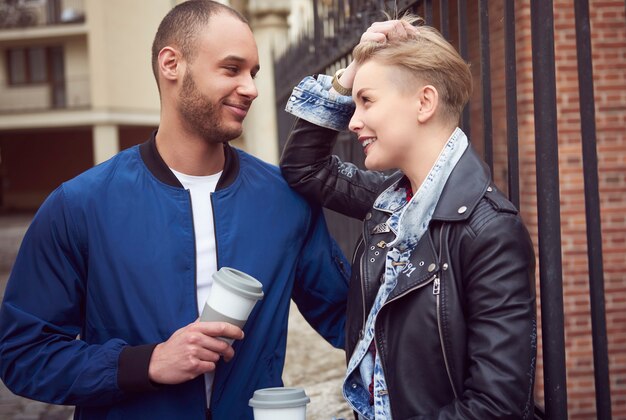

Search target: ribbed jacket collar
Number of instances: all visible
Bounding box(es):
[139,130,240,190]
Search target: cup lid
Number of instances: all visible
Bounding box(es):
[248,387,310,409]
[213,267,264,300]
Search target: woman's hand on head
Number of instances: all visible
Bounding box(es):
[361,20,418,44]
[339,20,418,91]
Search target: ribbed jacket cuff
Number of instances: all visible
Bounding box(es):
[117,343,160,392]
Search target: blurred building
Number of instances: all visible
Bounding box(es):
[0,0,174,210]
[0,0,298,211]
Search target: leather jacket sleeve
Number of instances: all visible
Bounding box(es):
[280,118,387,220]
[422,213,537,419]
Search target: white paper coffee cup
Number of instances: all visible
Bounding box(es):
[249,387,310,420]
[200,267,264,342]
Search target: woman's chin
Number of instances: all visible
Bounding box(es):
[364,156,393,172]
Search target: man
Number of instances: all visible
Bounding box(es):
[0,1,349,419]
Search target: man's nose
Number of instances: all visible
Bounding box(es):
[239,76,258,100]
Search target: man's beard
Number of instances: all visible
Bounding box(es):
[178,71,242,143]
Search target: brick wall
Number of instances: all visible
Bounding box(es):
[588,1,626,416]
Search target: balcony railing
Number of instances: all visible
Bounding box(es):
[0,74,90,113]
[0,0,85,30]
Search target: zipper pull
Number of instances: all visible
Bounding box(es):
[432,276,440,295]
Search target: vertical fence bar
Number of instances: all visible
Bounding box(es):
[407,0,420,15]
[379,0,387,14]
[503,0,520,209]
[440,0,449,39]
[424,0,433,25]
[338,0,345,31]
[313,0,321,63]
[574,0,612,418]
[530,0,569,417]
[478,0,493,173]
[457,0,470,139]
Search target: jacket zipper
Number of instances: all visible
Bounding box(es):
[358,250,366,342]
[381,225,447,311]
[351,237,364,266]
[210,193,220,272]
[343,236,367,361]
[381,273,438,308]
[375,273,439,411]
[187,190,214,408]
[358,221,368,342]
[187,190,200,317]
[434,279,458,399]
[208,192,220,408]
[433,224,458,399]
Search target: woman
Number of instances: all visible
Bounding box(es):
[280,16,537,419]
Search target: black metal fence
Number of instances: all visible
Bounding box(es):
[273,1,611,418]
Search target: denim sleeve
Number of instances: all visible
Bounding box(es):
[284,74,355,131]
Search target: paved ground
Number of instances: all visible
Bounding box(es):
[0,214,351,419]
[284,304,352,419]
[0,214,32,301]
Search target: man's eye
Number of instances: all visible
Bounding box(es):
[225,66,239,74]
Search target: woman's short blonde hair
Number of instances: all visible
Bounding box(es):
[353,15,472,124]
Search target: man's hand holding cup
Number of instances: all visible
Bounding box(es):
[148,321,244,385]
[149,267,264,385]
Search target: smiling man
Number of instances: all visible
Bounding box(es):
[0,2,349,419]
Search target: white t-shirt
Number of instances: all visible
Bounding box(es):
[170,168,222,408]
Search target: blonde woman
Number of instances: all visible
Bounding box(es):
[281,17,537,419]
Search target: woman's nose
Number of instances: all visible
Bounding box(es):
[349,114,363,133]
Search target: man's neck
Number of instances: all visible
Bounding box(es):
[156,119,226,177]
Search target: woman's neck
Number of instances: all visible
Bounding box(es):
[402,124,458,193]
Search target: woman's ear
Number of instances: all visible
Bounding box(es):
[416,85,439,124]
[158,46,183,84]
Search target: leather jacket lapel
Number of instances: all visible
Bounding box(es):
[432,146,491,222]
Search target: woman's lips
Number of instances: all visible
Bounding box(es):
[359,137,377,154]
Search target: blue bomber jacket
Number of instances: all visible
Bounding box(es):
[0,132,349,419]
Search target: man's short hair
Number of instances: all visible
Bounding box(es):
[151,0,248,91]
[352,15,473,124]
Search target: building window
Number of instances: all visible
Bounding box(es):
[6,46,50,85]
[7,49,26,84]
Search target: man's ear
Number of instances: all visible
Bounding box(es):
[416,85,439,124]
[158,46,183,83]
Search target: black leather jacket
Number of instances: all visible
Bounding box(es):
[281,119,537,419]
